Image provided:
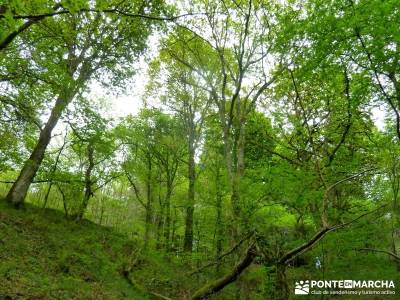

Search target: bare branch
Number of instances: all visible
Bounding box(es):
[356,248,400,261]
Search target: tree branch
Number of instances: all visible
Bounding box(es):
[188,231,254,276]
[356,248,400,261]
[278,204,387,265]
[190,243,257,300]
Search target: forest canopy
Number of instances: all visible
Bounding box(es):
[1,0,400,299]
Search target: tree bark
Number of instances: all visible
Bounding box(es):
[6,91,74,206]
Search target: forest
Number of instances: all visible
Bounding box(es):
[1,0,400,299]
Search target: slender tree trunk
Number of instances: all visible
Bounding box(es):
[42,132,67,209]
[76,142,94,221]
[56,184,69,217]
[144,154,153,249]
[6,91,75,206]
[171,207,178,250]
[42,183,54,209]
[156,206,164,249]
[156,174,164,249]
[184,126,196,252]
[99,195,105,225]
[164,186,172,250]
[220,117,245,220]
[231,122,245,218]
[215,167,223,274]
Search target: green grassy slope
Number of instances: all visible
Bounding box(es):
[3,197,396,300]
[0,200,153,300]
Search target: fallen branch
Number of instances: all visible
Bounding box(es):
[150,291,174,300]
[190,243,257,300]
[122,268,173,300]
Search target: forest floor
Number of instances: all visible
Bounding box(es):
[0,199,191,300]
[1,198,399,299]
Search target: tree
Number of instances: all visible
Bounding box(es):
[277,0,400,139]
[120,109,186,250]
[5,0,161,206]
[148,47,212,252]
[67,99,120,220]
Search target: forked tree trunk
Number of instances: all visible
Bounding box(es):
[6,91,75,206]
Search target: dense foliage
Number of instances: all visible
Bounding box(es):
[1,0,400,299]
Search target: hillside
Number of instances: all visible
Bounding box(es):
[1,199,399,299]
[0,200,183,300]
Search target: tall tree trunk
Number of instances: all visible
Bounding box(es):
[231,121,245,218]
[184,126,196,252]
[144,154,153,249]
[76,142,94,221]
[156,206,164,249]
[164,186,172,250]
[156,174,164,249]
[215,167,223,274]
[6,91,74,206]
[171,207,178,250]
